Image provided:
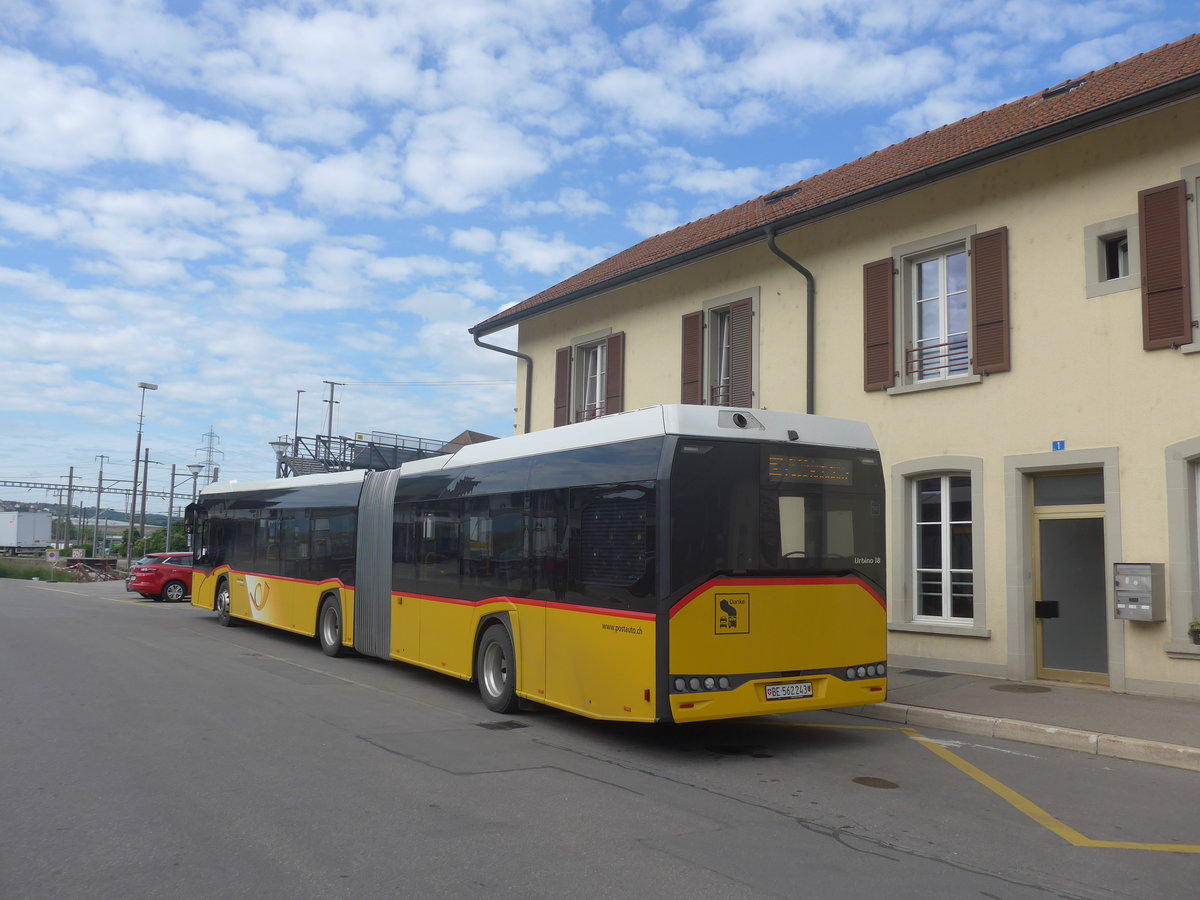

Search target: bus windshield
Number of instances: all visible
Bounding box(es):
[668,438,884,596]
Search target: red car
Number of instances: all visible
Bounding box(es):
[126,552,193,602]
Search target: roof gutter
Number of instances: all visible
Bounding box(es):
[764,226,816,415]
[472,332,533,434]
[472,72,1200,339]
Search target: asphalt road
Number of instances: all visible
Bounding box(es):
[2,578,1197,899]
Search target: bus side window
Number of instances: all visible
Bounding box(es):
[281,511,311,581]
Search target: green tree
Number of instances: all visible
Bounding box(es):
[141,528,189,554]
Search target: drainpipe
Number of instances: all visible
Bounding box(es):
[472,331,533,434]
[765,225,816,416]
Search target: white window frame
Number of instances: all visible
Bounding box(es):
[700,288,760,407]
[709,306,732,405]
[909,246,969,382]
[912,473,974,624]
[569,327,611,423]
[1165,435,1200,656]
[1084,214,1141,299]
[890,456,989,638]
[888,226,983,394]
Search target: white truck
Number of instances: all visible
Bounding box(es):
[0,511,53,554]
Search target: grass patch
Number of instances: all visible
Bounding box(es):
[0,558,83,582]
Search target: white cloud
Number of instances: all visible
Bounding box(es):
[299,140,405,214]
[401,108,548,212]
[263,107,366,145]
[367,255,459,282]
[624,201,681,238]
[588,67,724,133]
[449,227,498,254]
[228,211,324,247]
[49,0,202,71]
[497,228,608,275]
[180,117,300,194]
[0,49,300,194]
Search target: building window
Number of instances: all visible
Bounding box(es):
[681,292,756,407]
[1164,437,1200,651]
[709,306,733,405]
[909,247,969,381]
[1103,233,1129,280]
[864,226,1009,393]
[1084,215,1140,300]
[553,331,625,427]
[575,340,606,421]
[914,474,974,622]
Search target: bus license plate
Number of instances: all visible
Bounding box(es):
[765,681,813,701]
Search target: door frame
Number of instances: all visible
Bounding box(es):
[1004,447,1124,689]
[1032,506,1108,685]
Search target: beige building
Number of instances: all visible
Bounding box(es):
[471,35,1200,698]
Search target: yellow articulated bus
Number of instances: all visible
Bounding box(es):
[188,405,886,723]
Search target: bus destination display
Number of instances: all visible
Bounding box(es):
[767,455,853,484]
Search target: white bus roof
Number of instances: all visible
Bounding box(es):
[202,467,366,497]
[201,406,876,496]
[401,405,876,475]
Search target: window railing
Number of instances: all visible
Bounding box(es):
[906,339,969,379]
[576,402,606,422]
[709,382,731,406]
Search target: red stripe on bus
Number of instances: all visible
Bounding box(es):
[390,591,655,621]
[668,576,886,618]
[215,567,349,590]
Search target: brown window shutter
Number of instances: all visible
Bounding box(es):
[971,226,1010,374]
[862,258,895,391]
[604,332,625,416]
[1139,181,1192,350]
[680,311,703,404]
[728,297,754,407]
[553,346,571,427]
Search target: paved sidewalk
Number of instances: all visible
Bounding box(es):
[842,667,1200,772]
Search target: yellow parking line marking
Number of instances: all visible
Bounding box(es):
[899,727,1200,854]
[778,720,1200,854]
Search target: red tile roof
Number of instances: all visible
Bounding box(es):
[473,33,1200,334]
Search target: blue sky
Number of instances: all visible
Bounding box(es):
[1,0,1197,513]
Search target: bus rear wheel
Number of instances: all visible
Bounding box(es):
[215,580,235,627]
[317,595,344,657]
[476,623,518,714]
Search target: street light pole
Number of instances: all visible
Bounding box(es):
[187,463,203,551]
[139,447,150,549]
[93,455,108,555]
[294,389,305,455]
[126,382,157,572]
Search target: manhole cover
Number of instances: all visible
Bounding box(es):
[853,776,898,789]
[476,720,528,730]
[990,683,1051,693]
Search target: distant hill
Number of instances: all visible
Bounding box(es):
[0,499,171,527]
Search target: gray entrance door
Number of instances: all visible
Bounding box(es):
[1037,516,1108,679]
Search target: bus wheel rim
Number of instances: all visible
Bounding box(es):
[482,642,506,697]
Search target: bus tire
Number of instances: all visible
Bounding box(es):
[476,623,518,714]
[161,580,187,603]
[317,595,344,658]
[215,579,236,627]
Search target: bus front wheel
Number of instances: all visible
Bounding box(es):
[215,580,236,627]
[476,623,518,714]
[317,595,344,657]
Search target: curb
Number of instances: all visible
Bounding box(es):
[840,702,1200,773]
